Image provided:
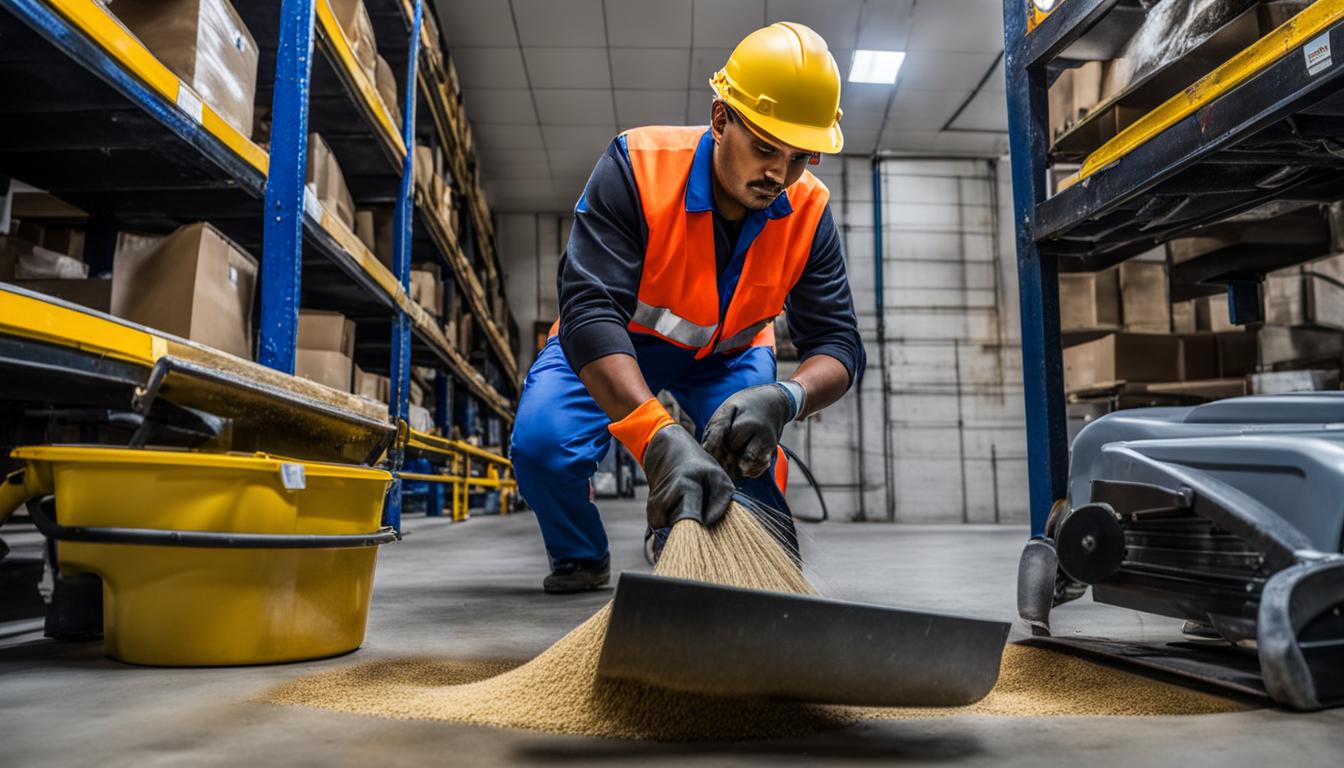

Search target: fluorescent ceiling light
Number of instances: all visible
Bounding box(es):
[848,50,905,84]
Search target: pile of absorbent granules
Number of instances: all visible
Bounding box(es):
[262,503,1242,740]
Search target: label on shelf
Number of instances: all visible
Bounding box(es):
[175,84,204,124]
[303,185,324,222]
[1305,33,1333,76]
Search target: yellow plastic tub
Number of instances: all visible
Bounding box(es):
[2,446,393,666]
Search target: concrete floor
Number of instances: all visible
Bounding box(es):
[1,494,1341,766]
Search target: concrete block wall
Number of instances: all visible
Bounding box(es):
[499,153,1029,524]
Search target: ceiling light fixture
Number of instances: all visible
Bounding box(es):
[848,50,906,85]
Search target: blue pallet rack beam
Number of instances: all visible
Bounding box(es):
[1002,0,1070,538]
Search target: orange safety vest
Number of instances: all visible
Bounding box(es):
[623,125,829,358]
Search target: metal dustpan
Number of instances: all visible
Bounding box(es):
[597,572,1011,707]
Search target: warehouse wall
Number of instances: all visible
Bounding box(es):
[498,155,1028,524]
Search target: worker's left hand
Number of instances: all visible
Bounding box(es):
[701,383,798,480]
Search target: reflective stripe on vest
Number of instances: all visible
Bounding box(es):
[622,125,828,358]
[713,318,771,355]
[631,300,718,349]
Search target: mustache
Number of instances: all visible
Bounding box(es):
[747,179,783,195]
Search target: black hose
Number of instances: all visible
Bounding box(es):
[27,497,399,549]
[781,444,828,523]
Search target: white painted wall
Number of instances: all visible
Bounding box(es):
[498,155,1029,524]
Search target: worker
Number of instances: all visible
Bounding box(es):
[510,22,865,594]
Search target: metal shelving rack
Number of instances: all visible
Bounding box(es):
[1003,0,1344,538]
[0,0,520,529]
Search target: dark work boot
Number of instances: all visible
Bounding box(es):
[543,557,610,594]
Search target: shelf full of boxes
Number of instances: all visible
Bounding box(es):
[1004,0,1344,535]
[0,0,520,527]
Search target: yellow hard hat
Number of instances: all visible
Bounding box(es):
[710,22,844,154]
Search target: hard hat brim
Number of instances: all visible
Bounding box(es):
[745,109,845,155]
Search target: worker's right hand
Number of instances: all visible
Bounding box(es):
[642,424,735,530]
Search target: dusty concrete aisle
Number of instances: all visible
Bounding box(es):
[1,495,1341,766]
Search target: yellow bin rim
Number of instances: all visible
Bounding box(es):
[10,445,392,481]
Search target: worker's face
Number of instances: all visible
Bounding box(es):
[710,102,814,211]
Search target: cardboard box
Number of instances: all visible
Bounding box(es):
[354,209,377,254]
[1266,265,1344,331]
[41,228,86,260]
[372,207,395,269]
[1265,272,1344,330]
[457,311,474,354]
[12,278,112,312]
[295,349,353,392]
[307,132,356,229]
[1217,331,1257,377]
[111,222,257,359]
[1059,269,1120,330]
[1257,325,1344,367]
[354,367,389,403]
[1071,61,1103,118]
[115,230,165,260]
[1042,69,1075,139]
[1179,331,1256,380]
[409,378,424,406]
[1178,333,1219,381]
[414,144,437,193]
[374,54,402,129]
[1172,299,1197,334]
[1194,294,1238,333]
[329,0,378,84]
[1099,57,1136,102]
[1063,333,1182,391]
[1118,261,1169,332]
[297,310,356,356]
[409,266,443,318]
[109,0,258,138]
[1251,369,1339,394]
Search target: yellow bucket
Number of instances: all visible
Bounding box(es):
[2,446,394,666]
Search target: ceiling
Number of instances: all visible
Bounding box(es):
[433,0,1010,213]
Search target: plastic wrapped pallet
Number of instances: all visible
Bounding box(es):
[0,236,87,280]
[307,133,356,229]
[106,0,259,138]
[329,0,379,84]
[1107,0,1257,96]
[110,222,257,359]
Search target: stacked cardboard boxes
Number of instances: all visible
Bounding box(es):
[295,310,356,392]
[307,132,356,230]
[1059,260,1169,333]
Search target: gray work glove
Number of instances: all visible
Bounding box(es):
[701,382,801,480]
[643,424,735,529]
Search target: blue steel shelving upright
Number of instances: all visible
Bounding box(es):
[260,0,424,530]
[1001,0,1073,542]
